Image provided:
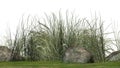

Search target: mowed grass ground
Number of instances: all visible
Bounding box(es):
[0,61,120,68]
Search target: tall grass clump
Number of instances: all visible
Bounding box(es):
[9,17,31,61]
[5,16,39,61]
[80,17,106,62]
[112,23,120,50]
[6,11,107,62]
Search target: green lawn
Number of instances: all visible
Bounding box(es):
[0,61,120,68]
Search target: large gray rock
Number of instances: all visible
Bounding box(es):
[63,46,93,63]
[106,50,120,61]
[0,46,11,61]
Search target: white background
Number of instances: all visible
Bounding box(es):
[0,0,120,46]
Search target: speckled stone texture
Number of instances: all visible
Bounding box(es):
[0,46,11,61]
[63,46,92,63]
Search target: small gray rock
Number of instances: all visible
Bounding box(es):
[63,46,93,63]
[0,46,11,61]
